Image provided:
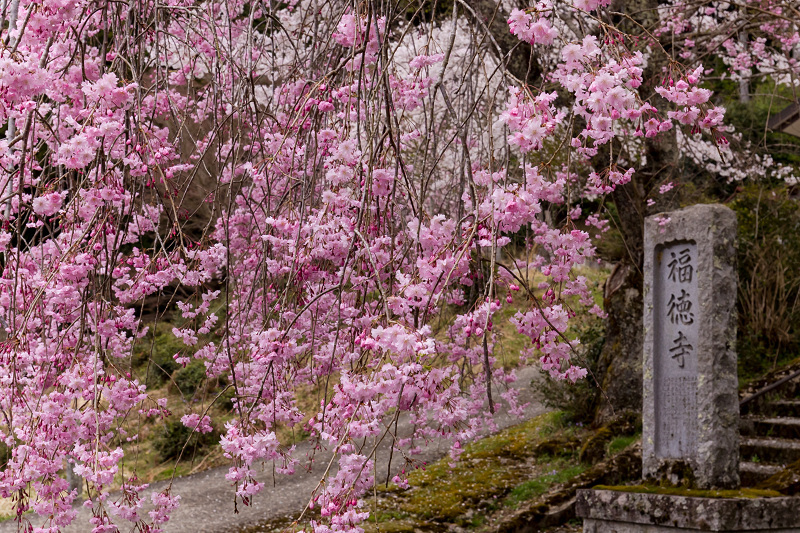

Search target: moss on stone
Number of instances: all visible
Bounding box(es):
[579,427,612,464]
[534,435,581,457]
[579,411,641,464]
[458,411,566,461]
[362,517,425,533]
[396,412,568,522]
[756,459,800,495]
[400,458,520,520]
[246,412,642,533]
[593,484,783,499]
[503,464,588,508]
[648,459,697,488]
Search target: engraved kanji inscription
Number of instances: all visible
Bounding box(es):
[667,248,693,283]
[667,289,694,325]
[654,240,698,460]
[669,331,693,368]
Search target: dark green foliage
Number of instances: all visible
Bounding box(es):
[217,381,236,412]
[132,323,183,388]
[153,419,217,462]
[709,76,800,168]
[607,434,639,455]
[579,412,640,464]
[580,427,613,464]
[502,463,588,508]
[173,361,207,398]
[591,202,627,263]
[534,316,605,424]
[147,351,180,389]
[0,441,8,471]
[731,184,800,380]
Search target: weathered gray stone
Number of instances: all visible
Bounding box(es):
[582,520,800,533]
[573,206,796,533]
[643,205,739,489]
[576,489,800,532]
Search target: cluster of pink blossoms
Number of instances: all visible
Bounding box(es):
[0,0,787,531]
[508,3,558,45]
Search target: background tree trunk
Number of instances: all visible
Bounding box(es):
[468,0,679,424]
[592,0,680,421]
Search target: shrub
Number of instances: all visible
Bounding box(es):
[147,350,181,389]
[731,185,800,380]
[534,316,605,425]
[132,323,184,388]
[173,361,207,398]
[0,441,8,471]
[153,419,217,462]
[217,380,236,412]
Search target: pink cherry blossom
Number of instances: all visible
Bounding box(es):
[31,191,64,216]
[0,0,788,530]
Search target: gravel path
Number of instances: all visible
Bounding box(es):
[1,366,546,533]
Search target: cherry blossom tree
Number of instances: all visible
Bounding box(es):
[0,0,796,532]
[588,0,800,420]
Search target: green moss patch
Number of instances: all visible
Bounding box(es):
[756,459,800,495]
[607,435,639,455]
[502,463,588,509]
[242,411,642,533]
[395,412,569,522]
[360,411,600,531]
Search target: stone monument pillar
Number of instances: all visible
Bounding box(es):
[576,205,800,533]
[642,204,739,489]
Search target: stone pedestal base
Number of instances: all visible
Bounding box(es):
[576,489,800,532]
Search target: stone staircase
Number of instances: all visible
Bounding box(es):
[740,365,800,486]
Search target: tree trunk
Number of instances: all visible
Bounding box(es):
[593,0,680,424]
[593,131,679,425]
[465,0,679,424]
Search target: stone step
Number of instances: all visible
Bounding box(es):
[740,416,800,439]
[762,400,800,418]
[740,437,800,465]
[784,381,800,399]
[746,380,800,408]
[739,461,783,487]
